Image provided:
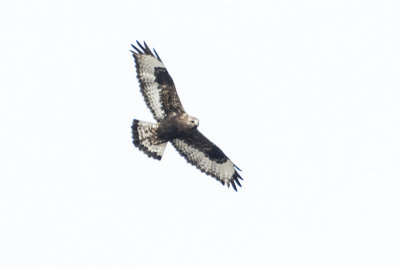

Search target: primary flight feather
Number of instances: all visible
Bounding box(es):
[130,41,242,191]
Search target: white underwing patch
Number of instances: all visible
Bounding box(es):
[137,55,167,120]
[172,139,235,184]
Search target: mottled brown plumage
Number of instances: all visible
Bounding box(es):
[130,41,242,190]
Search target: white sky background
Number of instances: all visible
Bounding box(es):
[1,0,399,266]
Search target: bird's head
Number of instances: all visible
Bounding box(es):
[179,114,199,131]
[188,116,199,128]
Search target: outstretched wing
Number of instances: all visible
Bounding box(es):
[131,41,185,122]
[172,130,243,191]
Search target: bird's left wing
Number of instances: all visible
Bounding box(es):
[172,130,243,191]
[131,41,185,122]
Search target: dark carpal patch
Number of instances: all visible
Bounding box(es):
[154,67,174,86]
[154,67,184,114]
[207,145,228,163]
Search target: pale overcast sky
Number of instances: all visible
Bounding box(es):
[1,0,399,266]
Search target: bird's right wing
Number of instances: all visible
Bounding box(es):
[131,41,185,122]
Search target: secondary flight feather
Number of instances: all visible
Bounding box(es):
[130,41,242,191]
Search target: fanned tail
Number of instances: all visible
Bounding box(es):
[131,119,167,160]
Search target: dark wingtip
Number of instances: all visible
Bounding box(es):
[153,48,162,61]
[234,164,242,172]
[131,41,160,60]
[131,43,142,54]
[143,41,154,56]
[231,180,237,191]
[136,40,145,50]
[236,171,243,180]
[234,177,242,187]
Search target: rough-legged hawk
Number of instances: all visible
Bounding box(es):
[130,41,242,191]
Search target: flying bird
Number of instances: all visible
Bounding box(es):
[130,41,242,191]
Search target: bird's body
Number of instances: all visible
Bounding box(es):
[130,41,242,190]
[157,112,199,140]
